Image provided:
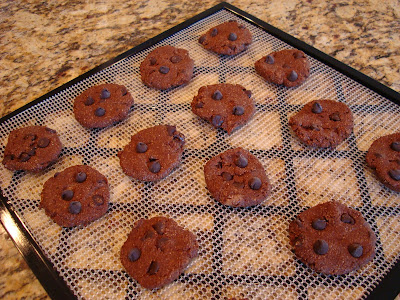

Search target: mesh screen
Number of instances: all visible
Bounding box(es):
[1,9,400,300]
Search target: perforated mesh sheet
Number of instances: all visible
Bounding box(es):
[0,8,400,300]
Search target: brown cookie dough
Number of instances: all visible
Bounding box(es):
[255,49,310,87]
[140,45,194,90]
[73,83,134,128]
[40,165,109,227]
[289,201,376,275]
[198,20,252,56]
[366,132,400,192]
[289,99,354,148]
[191,83,255,134]
[118,125,185,182]
[120,216,199,289]
[204,147,270,207]
[2,126,62,172]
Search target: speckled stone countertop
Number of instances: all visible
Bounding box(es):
[0,0,399,299]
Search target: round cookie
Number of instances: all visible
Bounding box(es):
[118,125,185,182]
[198,20,252,56]
[120,216,199,289]
[191,83,255,134]
[40,165,109,227]
[255,49,310,87]
[289,99,354,148]
[2,126,62,173]
[366,132,400,192]
[73,83,134,129]
[140,45,194,90]
[204,147,270,207]
[289,201,376,275]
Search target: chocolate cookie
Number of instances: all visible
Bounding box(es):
[118,125,185,181]
[255,49,310,87]
[191,83,255,134]
[198,20,252,56]
[120,216,199,289]
[2,126,62,172]
[140,45,194,90]
[204,147,270,207]
[73,83,134,128]
[40,165,109,227]
[289,201,376,275]
[289,99,354,148]
[366,133,400,192]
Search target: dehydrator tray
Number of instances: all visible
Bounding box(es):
[1,2,399,299]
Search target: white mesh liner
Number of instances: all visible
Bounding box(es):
[1,9,400,300]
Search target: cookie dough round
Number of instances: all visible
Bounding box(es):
[289,201,376,275]
[198,20,252,56]
[366,132,400,192]
[73,83,134,128]
[140,45,194,90]
[2,126,62,172]
[40,165,109,227]
[120,216,199,289]
[289,99,354,148]
[118,125,185,182]
[255,49,310,87]
[191,83,255,134]
[204,147,270,207]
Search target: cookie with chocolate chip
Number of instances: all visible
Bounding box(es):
[204,147,270,207]
[255,49,310,87]
[191,83,255,134]
[366,133,400,192]
[140,45,194,90]
[289,201,376,275]
[120,216,199,289]
[198,20,252,56]
[40,165,109,227]
[289,99,354,148]
[2,126,62,172]
[73,83,134,128]
[118,125,185,181]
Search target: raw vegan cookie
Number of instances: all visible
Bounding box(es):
[118,125,185,181]
[40,165,109,227]
[289,99,354,148]
[191,83,255,134]
[204,147,270,207]
[289,201,376,275]
[2,126,62,172]
[198,20,252,56]
[255,49,310,87]
[366,132,400,192]
[73,83,134,128]
[120,216,199,289]
[140,45,194,90]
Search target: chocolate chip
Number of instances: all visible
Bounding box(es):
[100,88,111,99]
[24,133,37,141]
[195,101,204,108]
[143,230,155,240]
[128,248,141,262]
[288,70,298,82]
[156,237,169,250]
[311,124,321,131]
[45,128,56,134]
[233,181,245,188]
[212,90,223,100]
[212,115,223,127]
[76,172,87,183]
[228,32,237,41]
[265,55,275,64]
[329,112,341,121]
[248,177,262,190]
[152,222,165,235]
[136,142,148,153]
[313,240,329,255]
[62,189,74,201]
[238,24,245,29]
[92,195,105,206]
[69,201,81,214]
[235,154,248,168]
[27,148,36,156]
[54,172,60,178]
[244,89,252,98]
[233,106,245,116]
[166,125,176,136]
[170,55,182,63]
[121,88,128,96]
[221,172,233,181]
[391,141,400,152]
[159,66,169,74]
[341,213,355,225]
[84,96,95,106]
[37,137,50,148]
[348,243,363,258]
[150,57,157,65]
[217,161,223,169]
[4,154,14,161]
[389,169,400,181]
[173,133,185,143]
[312,102,323,114]
[211,28,218,36]
[199,35,206,44]
[312,219,327,230]
[294,51,305,59]
[147,261,159,275]
[95,107,106,117]
[20,152,31,162]
[149,161,161,173]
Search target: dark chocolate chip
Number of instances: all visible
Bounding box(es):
[143,230,155,240]
[159,66,170,74]
[195,101,204,108]
[3,154,14,161]
[313,240,329,255]
[37,137,50,148]
[244,89,252,98]
[238,24,245,29]
[212,90,223,100]
[92,195,105,206]
[348,243,363,258]
[149,161,161,173]
[95,107,106,117]
[24,133,37,141]
[248,177,262,190]
[45,128,56,134]
[311,219,327,230]
[199,35,206,44]
[233,181,245,188]
[152,222,165,235]
[76,172,87,183]
[312,102,323,114]
[265,55,275,64]
[391,141,400,152]
[147,261,159,275]
[212,115,223,127]
[329,112,341,121]
[136,142,148,153]
[121,88,128,96]
[233,106,245,116]
[389,169,400,181]
[166,125,176,136]
[69,201,81,214]
[84,96,95,106]
[294,51,305,59]
[149,57,157,65]
[235,154,248,168]
[128,248,141,262]
[19,152,31,162]
[228,32,237,41]
[54,172,60,178]
[170,55,182,63]
[156,237,169,250]
[288,70,298,82]
[211,28,218,37]
[100,88,111,99]
[217,161,223,169]
[221,172,233,181]
[341,213,355,225]
[62,189,74,201]
[27,148,36,156]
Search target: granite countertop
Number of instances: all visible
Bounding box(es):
[0,0,399,299]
